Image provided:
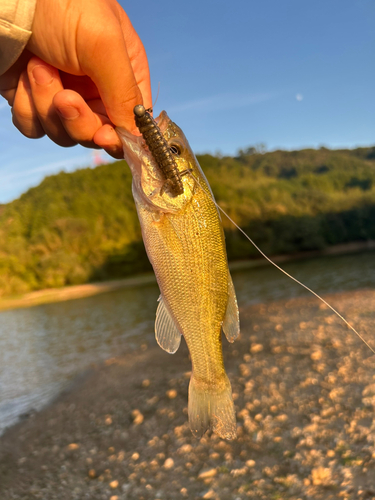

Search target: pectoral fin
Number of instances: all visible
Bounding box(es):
[222,272,240,343]
[155,296,182,354]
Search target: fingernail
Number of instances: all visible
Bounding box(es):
[32,65,54,86]
[57,106,80,120]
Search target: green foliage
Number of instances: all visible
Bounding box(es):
[0,147,374,296]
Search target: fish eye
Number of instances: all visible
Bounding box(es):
[169,143,181,156]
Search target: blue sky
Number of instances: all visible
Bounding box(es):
[0,0,374,203]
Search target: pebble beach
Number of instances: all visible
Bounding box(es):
[1,289,375,500]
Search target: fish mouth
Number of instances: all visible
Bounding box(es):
[156,110,169,133]
[117,110,183,210]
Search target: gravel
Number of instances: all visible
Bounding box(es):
[1,289,375,500]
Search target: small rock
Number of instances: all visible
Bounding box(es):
[199,468,217,479]
[163,458,174,470]
[311,466,333,486]
[276,414,288,422]
[203,490,216,499]
[325,315,335,324]
[67,443,79,450]
[231,467,247,477]
[174,425,186,437]
[239,364,251,377]
[147,396,159,405]
[110,497,119,500]
[311,350,322,361]
[179,444,192,453]
[88,469,96,478]
[105,415,113,425]
[131,452,139,460]
[142,379,150,388]
[110,480,119,489]
[246,460,256,467]
[132,409,144,425]
[250,343,263,353]
[166,389,177,399]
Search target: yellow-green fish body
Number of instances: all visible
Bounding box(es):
[118,112,239,439]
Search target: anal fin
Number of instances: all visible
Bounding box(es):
[155,296,182,354]
[222,271,240,343]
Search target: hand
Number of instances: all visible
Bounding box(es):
[0,0,152,158]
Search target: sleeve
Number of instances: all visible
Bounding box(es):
[0,0,37,76]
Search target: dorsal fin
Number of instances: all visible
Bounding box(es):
[222,272,240,343]
[155,296,182,354]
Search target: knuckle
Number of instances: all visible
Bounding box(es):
[12,114,44,139]
[12,107,33,123]
[12,98,34,123]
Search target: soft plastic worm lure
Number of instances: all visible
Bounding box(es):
[134,105,184,197]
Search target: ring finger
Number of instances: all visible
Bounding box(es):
[12,71,45,138]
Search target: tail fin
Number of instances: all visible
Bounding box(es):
[188,374,236,440]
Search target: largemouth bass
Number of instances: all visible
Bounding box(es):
[118,109,240,439]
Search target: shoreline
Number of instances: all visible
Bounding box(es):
[0,239,374,312]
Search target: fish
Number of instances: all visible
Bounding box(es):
[117,108,240,439]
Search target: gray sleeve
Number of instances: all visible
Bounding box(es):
[0,0,37,75]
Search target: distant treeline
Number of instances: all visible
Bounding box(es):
[0,145,375,296]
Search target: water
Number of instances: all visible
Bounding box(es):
[0,251,374,435]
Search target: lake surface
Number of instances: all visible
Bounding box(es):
[1,251,374,435]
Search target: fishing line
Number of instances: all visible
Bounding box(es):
[188,172,375,355]
[149,82,161,114]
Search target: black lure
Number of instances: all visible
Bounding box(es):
[134,105,184,197]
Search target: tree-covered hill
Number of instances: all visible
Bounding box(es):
[0,146,374,296]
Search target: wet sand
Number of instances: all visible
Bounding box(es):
[1,289,375,500]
